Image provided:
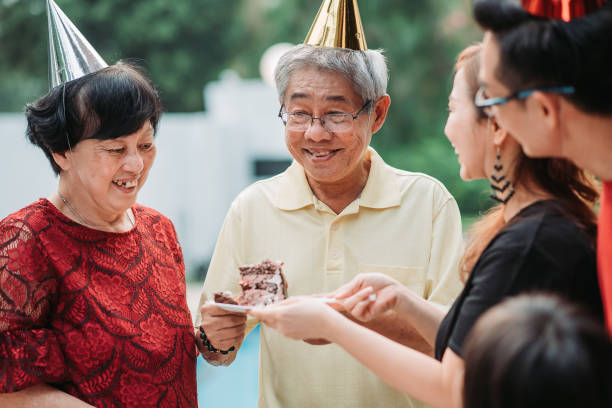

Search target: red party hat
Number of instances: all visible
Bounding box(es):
[522,0,608,21]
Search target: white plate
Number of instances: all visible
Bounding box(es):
[212,302,253,313]
[211,296,368,314]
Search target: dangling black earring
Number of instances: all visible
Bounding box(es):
[489,146,515,204]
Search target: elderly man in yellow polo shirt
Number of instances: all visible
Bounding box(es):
[195,1,464,407]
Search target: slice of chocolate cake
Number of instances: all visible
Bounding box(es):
[237,259,288,307]
[214,291,238,305]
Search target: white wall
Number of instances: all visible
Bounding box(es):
[0,73,291,277]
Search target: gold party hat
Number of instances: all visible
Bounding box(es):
[304,0,367,50]
[47,0,108,88]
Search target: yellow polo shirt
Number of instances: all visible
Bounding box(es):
[197,148,464,408]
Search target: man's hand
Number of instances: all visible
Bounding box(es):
[198,302,247,364]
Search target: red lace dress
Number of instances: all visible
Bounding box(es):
[0,199,197,407]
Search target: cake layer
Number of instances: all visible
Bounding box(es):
[237,259,287,306]
[214,291,238,305]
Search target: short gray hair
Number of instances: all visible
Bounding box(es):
[274,44,388,105]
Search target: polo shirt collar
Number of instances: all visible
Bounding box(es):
[359,148,402,209]
[274,147,401,211]
[274,160,314,211]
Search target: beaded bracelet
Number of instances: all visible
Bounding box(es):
[199,326,235,355]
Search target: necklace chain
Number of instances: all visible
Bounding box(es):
[58,193,134,229]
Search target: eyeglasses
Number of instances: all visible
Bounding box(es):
[475,85,575,110]
[278,100,372,133]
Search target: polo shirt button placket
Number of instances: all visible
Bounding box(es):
[326,219,344,274]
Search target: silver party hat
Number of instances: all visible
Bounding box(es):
[47,0,108,88]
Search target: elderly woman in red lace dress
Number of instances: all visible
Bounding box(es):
[0,63,197,407]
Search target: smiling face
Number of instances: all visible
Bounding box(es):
[444,68,489,181]
[282,66,374,188]
[61,121,156,218]
[480,32,561,158]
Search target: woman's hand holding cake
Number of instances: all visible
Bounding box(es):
[249,297,342,341]
[249,286,378,342]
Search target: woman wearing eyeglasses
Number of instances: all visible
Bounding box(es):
[250,43,604,408]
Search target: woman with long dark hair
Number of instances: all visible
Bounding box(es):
[472,0,612,335]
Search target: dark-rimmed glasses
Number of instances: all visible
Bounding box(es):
[278,100,372,133]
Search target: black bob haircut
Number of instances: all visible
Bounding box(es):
[26,62,162,175]
[473,0,612,115]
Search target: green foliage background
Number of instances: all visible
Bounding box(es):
[0,0,492,217]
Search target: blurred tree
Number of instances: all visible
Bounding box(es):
[0,0,243,111]
[0,0,490,216]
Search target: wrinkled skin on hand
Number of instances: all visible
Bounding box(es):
[199,302,246,351]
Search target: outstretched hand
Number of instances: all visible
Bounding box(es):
[248,296,338,341]
[331,273,404,322]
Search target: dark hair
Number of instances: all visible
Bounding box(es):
[454,43,599,281]
[473,0,612,115]
[26,62,162,175]
[463,293,612,408]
